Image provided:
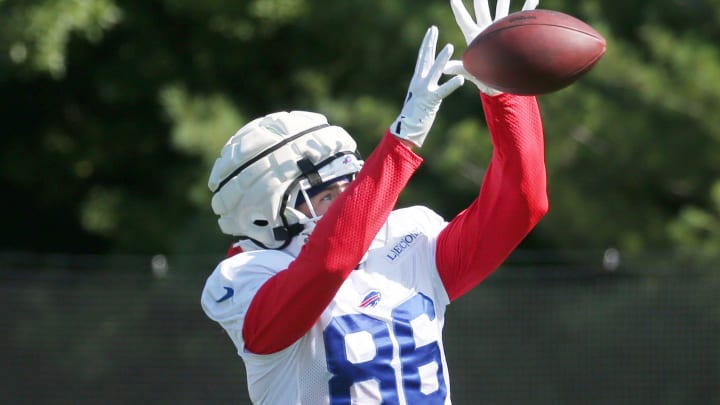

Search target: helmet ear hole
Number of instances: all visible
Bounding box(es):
[253,219,269,226]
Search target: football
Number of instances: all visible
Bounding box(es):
[461,9,606,95]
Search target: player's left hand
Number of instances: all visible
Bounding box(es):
[445,0,540,95]
[390,26,464,148]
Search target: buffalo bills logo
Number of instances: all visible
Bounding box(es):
[359,291,382,308]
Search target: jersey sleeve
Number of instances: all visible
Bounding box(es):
[436,92,550,301]
[242,132,423,354]
[200,250,293,350]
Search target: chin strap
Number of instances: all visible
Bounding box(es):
[272,223,305,248]
[283,218,320,258]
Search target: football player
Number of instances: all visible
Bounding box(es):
[201,0,547,403]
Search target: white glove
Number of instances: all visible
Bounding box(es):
[445,0,540,95]
[390,26,465,148]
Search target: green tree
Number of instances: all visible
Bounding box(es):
[3,0,720,258]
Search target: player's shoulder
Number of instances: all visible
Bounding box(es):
[203,249,293,296]
[201,249,294,319]
[216,249,294,281]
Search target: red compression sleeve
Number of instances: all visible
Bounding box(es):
[243,132,423,354]
[436,93,549,301]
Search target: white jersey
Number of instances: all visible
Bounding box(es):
[201,206,451,404]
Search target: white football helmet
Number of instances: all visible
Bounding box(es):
[208,111,364,249]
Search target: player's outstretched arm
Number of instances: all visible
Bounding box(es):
[242,27,463,355]
[433,0,547,301]
[436,93,548,301]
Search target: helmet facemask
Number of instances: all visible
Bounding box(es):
[275,153,362,244]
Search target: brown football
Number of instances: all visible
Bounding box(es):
[462,9,606,95]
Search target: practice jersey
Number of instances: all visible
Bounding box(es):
[202,205,452,404]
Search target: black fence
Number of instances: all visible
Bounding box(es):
[1,250,718,404]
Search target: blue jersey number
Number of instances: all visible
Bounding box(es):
[323,293,446,404]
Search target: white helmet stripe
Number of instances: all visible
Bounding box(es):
[212,123,330,194]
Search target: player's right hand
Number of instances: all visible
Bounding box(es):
[390,26,464,148]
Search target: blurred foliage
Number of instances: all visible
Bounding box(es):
[0,0,122,76]
[1,0,720,258]
[668,180,720,260]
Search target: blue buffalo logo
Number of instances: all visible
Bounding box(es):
[359,291,382,308]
